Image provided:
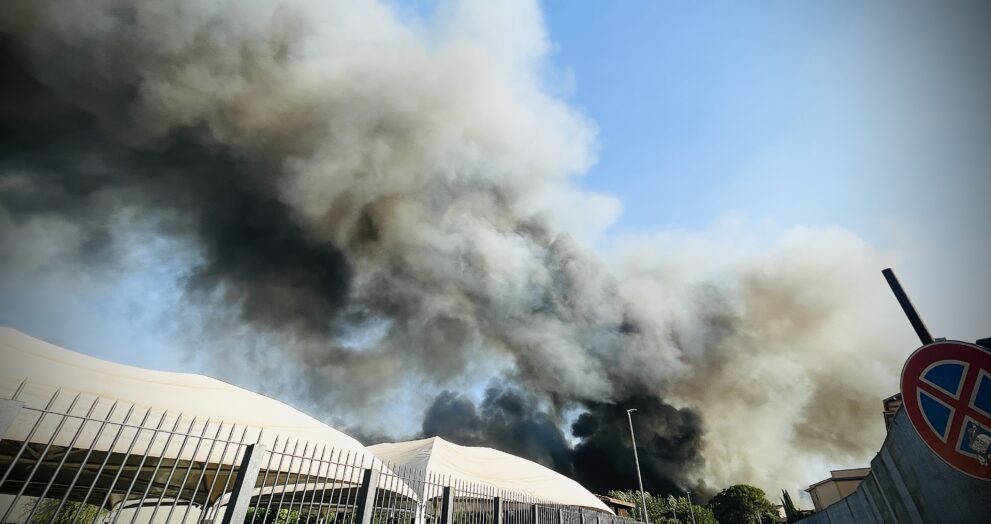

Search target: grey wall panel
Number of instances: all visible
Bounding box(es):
[800,409,991,524]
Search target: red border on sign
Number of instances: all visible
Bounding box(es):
[900,340,991,480]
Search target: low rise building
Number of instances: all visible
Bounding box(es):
[595,495,637,517]
[882,393,902,432]
[805,468,871,512]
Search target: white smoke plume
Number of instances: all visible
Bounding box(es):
[0,0,911,496]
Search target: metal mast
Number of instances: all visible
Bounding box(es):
[626,409,650,524]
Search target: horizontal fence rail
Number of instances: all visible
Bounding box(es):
[0,383,641,524]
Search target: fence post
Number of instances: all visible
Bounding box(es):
[494,497,503,524]
[577,509,584,524]
[441,486,455,524]
[531,504,539,524]
[557,509,563,524]
[0,399,23,438]
[356,468,381,524]
[221,443,266,524]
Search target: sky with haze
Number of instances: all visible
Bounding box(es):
[6,1,988,365]
[2,0,988,412]
[1,0,989,497]
[543,0,990,341]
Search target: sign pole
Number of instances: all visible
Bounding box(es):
[882,268,934,345]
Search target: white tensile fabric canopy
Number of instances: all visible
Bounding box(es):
[369,437,612,513]
[0,326,410,497]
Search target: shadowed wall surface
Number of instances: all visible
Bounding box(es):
[801,409,991,524]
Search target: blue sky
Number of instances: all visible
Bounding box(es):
[1,0,988,496]
[542,1,987,234]
[538,1,990,340]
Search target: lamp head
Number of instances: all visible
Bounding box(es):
[627,408,637,414]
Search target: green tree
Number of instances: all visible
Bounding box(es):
[246,506,324,524]
[666,495,718,524]
[607,490,716,524]
[708,485,776,524]
[780,490,798,520]
[20,498,108,524]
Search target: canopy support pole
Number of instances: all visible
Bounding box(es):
[356,468,381,524]
[222,443,266,524]
[441,486,454,524]
[494,497,504,524]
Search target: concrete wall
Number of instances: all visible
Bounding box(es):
[801,409,991,524]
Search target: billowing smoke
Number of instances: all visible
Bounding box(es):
[0,0,911,496]
[418,387,703,494]
[420,387,702,493]
[421,388,577,478]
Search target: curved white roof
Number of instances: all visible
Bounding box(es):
[370,436,612,513]
[0,327,394,484]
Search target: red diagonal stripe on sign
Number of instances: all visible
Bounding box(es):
[927,365,991,449]
[916,377,991,430]
[901,341,991,479]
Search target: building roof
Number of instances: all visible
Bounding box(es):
[805,468,872,491]
[595,495,636,508]
[0,327,390,478]
[369,436,612,513]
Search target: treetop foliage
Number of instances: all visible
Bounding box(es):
[607,489,717,524]
[708,485,777,524]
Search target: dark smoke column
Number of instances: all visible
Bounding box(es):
[418,388,705,496]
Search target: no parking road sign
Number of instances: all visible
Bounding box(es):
[901,340,991,479]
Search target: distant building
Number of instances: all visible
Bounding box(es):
[770,503,787,523]
[595,495,637,517]
[805,468,871,512]
[882,393,902,432]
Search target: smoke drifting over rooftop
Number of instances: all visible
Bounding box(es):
[417,387,703,494]
[0,0,910,495]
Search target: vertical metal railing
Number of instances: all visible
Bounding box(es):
[1,383,630,524]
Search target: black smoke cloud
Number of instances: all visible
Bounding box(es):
[0,36,352,337]
[0,0,908,496]
[421,388,576,478]
[0,4,705,493]
[571,396,704,495]
[418,387,703,495]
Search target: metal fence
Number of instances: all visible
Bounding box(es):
[0,383,638,524]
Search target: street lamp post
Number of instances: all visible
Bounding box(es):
[626,409,650,524]
[685,491,697,524]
